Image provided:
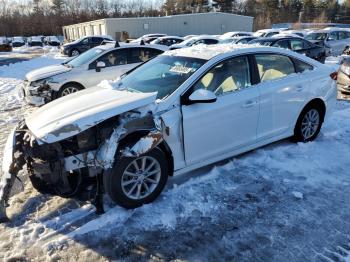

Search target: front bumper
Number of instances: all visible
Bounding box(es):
[22,82,50,106]
[1,129,16,188]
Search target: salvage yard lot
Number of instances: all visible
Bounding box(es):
[1,50,350,261]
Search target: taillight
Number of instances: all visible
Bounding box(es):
[330,72,338,80]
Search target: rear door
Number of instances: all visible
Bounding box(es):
[255,53,311,140]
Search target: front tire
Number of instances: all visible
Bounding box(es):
[57,84,83,98]
[104,147,169,209]
[293,104,323,142]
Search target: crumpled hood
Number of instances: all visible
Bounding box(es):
[26,64,71,82]
[25,86,157,143]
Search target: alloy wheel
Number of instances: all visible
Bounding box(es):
[61,86,80,96]
[121,156,161,200]
[301,109,320,140]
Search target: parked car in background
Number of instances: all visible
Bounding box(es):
[130,34,167,44]
[2,45,336,213]
[150,36,184,46]
[28,36,43,47]
[0,37,12,51]
[275,30,307,38]
[61,35,113,57]
[183,35,197,40]
[220,31,253,39]
[45,36,61,46]
[12,36,26,47]
[337,57,350,99]
[305,29,350,56]
[249,37,327,63]
[219,36,257,45]
[253,29,285,37]
[23,43,167,105]
[169,35,219,50]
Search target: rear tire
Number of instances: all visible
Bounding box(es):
[103,147,169,209]
[57,84,83,98]
[293,104,324,142]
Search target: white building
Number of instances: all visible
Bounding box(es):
[63,12,254,41]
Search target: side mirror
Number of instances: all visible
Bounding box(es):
[187,89,217,104]
[96,61,106,72]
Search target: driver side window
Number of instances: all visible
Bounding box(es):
[90,49,128,69]
[192,56,251,96]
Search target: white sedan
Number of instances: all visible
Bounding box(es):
[0,45,337,218]
[22,43,168,105]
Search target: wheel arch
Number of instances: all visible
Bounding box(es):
[53,81,85,99]
[294,98,326,130]
[117,131,174,177]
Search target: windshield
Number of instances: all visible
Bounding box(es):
[66,48,104,68]
[305,33,327,41]
[119,55,206,99]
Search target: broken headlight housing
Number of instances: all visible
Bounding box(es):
[29,77,55,91]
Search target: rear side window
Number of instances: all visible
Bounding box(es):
[91,37,103,44]
[339,31,350,40]
[255,54,295,82]
[204,39,219,45]
[293,59,314,73]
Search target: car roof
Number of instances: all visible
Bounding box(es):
[164,44,308,61]
[95,43,169,52]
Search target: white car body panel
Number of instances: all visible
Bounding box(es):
[26,86,157,143]
[26,64,71,82]
[18,45,337,176]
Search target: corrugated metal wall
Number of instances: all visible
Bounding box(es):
[63,13,253,41]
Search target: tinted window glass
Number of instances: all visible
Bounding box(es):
[328,32,338,40]
[290,39,304,51]
[339,31,349,40]
[91,37,103,44]
[81,38,89,44]
[204,39,219,45]
[255,54,295,82]
[129,48,163,63]
[90,49,128,68]
[293,59,314,73]
[273,40,289,49]
[193,56,251,96]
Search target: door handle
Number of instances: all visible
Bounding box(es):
[242,100,257,108]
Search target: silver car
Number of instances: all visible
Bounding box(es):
[23,43,167,106]
[305,29,350,56]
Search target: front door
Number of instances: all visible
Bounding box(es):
[181,56,260,165]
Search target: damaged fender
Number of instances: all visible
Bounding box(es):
[96,114,164,169]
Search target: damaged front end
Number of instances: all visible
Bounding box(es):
[22,80,54,106]
[0,109,165,222]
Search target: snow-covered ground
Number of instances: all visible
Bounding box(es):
[1,52,350,261]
